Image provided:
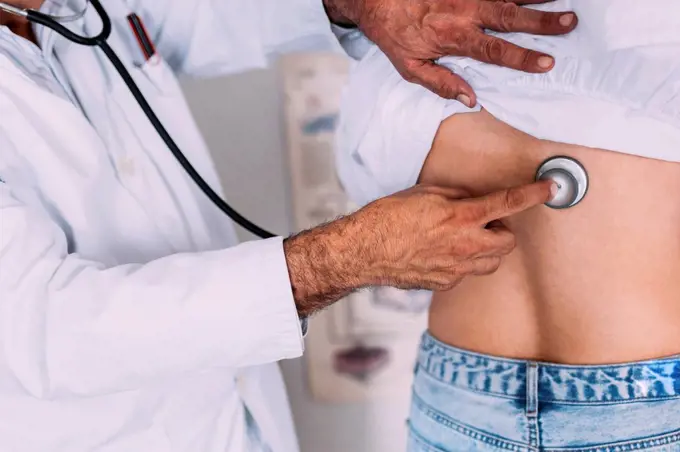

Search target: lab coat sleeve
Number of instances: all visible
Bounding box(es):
[135,0,344,77]
[331,25,375,61]
[0,180,304,399]
[334,46,476,206]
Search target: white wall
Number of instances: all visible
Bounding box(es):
[181,68,411,452]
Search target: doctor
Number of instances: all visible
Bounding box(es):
[0,1,575,451]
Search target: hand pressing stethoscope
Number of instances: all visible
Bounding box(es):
[535,156,589,209]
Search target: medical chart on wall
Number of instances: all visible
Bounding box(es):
[279,53,430,403]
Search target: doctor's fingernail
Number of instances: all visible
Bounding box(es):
[559,13,576,27]
[538,56,554,70]
[550,182,559,199]
[456,94,472,107]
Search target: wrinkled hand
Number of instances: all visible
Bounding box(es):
[324,0,577,104]
[284,180,555,316]
[348,181,554,291]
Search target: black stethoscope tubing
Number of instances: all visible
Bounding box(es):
[25,0,276,239]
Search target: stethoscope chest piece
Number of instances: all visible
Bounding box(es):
[535,156,588,209]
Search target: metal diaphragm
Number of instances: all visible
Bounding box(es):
[535,156,588,209]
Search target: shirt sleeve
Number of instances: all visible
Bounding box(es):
[135,0,345,77]
[334,47,478,206]
[331,24,375,61]
[0,176,304,399]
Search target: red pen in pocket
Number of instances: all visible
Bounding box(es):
[127,13,156,62]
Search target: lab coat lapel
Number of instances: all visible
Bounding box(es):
[46,1,206,253]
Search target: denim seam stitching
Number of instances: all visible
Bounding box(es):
[411,390,533,452]
[418,360,680,404]
[421,338,530,364]
[544,428,680,452]
[417,363,524,400]
[541,394,680,406]
[407,423,449,452]
[423,336,680,368]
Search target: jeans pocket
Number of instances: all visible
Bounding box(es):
[407,422,445,452]
[408,391,532,452]
[407,417,523,452]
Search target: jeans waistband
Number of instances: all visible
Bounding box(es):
[418,332,680,404]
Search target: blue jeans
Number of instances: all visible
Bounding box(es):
[408,333,680,452]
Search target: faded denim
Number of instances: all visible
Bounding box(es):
[408,333,680,452]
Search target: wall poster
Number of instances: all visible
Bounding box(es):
[280,53,429,403]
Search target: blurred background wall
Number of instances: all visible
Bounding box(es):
[180,64,414,452]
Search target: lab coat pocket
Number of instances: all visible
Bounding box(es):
[135,54,182,99]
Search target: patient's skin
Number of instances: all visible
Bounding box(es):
[422,109,680,364]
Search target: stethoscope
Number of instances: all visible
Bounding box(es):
[536,156,589,209]
[0,1,589,239]
[0,0,276,238]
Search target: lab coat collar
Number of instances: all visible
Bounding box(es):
[33,0,62,62]
[34,0,88,63]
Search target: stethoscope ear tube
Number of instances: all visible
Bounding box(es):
[22,0,276,238]
[97,41,276,238]
[26,0,111,46]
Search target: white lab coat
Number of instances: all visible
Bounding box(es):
[0,0,342,451]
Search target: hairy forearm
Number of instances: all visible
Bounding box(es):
[282,174,553,319]
[283,215,365,318]
[322,0,361,26]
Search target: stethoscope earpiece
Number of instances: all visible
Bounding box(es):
[535,156,588,209]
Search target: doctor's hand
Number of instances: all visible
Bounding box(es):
[323,0,577,105]
[284,180,555,317]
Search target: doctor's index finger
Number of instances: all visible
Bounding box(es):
[472,180,555,224]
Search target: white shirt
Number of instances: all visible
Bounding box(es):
[335,0,680,205]
[0,1,342,451]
